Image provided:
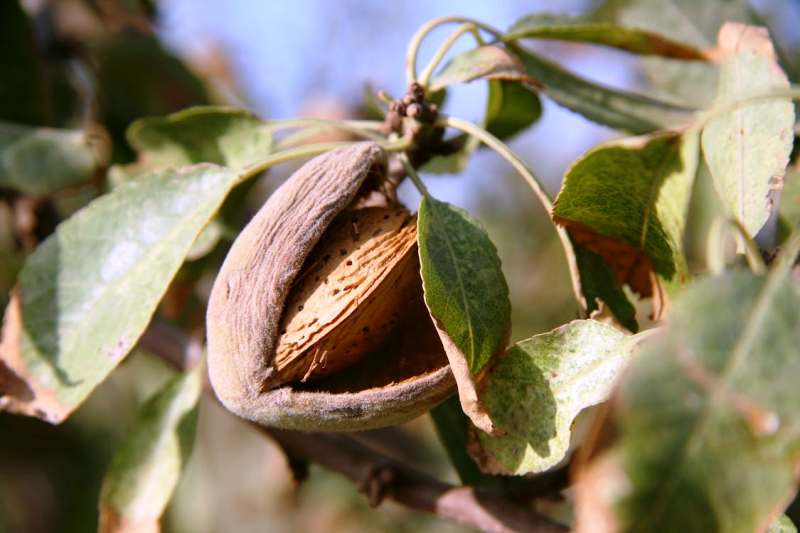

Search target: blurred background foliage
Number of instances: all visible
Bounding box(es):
[1,1,798,532]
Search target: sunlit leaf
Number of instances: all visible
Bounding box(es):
[0,122,102,195]
[553,131,699,314]
[769,515,798,533]
[581,263,800,532]
[99,365,202,533]
[472,320,633,475]
[418,196,510,433]
[0,165,238,423]
[505,14,705,59]
[701,23,794,238]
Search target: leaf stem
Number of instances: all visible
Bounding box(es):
[405,16,504,83]
[239,136,412,185]
[268,118,386,145]
[437,114,585,311]
[707,218,767,275]
[398,152,430,197]
[418,23,479,90]
[439,115,552,211]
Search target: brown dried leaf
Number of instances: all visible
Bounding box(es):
[0,288,69,422]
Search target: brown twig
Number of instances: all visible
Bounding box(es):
[262,428,568,533]
[138,318,203,371]
[139,322,569,532]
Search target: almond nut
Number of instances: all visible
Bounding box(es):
[206,142,454,431]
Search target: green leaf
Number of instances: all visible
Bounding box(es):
[512,45,695,133]
[599,0,756,106]
[553,131,699,305]
[99,365,202,533]
[430,395,493,485]
[0,122,102,195]
[778,165,800,237]
[0,164,238,423]
[701,23,794,238]
[770,516,798,533]
[421,81,541,175]
[505,14,705,59]
[429,45,529,92]
[484,80,542,140]
[472,320,632,475]
[571,237,638,332]
[418,196,510,433]
[601,265,800,532]
[127,106,273,171]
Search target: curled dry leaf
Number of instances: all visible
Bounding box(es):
[206,142,455,431]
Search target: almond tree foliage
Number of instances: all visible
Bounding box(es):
[1,1,800,532]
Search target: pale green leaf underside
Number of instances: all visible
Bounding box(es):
[505,13,705,59]
[101,366,201,524]
[429,46,528,92]
[769,515,798,533]
[554,132,699,284]
[0,121,99,195]
[701,26,794,237]
[475,320,632,475]
[613,269,800,532]
[3,164,236,422]
[418,196,510,374]
[608,0,755,107]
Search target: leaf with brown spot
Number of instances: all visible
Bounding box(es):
[553,131,700,318]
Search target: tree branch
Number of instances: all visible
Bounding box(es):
[261,428,568,533]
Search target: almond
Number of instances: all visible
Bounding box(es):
[206,142,454,431]
[268,206,418,388]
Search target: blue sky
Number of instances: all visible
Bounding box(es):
[155,1,657,207]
